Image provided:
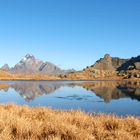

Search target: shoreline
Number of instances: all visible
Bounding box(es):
[0,104,139,140]
[0,70,140,81]
[0,78,140,81]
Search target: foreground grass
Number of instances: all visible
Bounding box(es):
[0,104,139,140]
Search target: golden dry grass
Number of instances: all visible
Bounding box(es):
[0,104,139,140]
[0,70,60,80]
[1,69,140,81]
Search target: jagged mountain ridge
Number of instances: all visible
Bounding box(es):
[2,54,75,76]
[0,53,140,79]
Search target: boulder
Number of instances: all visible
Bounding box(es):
[134,62,140,70]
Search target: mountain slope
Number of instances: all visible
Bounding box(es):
[118,55,140,71]
[1,64,10,71]
[10,54,73,76]
[0,53,140,80]
[63,54,131,80]
[91,54,128,70]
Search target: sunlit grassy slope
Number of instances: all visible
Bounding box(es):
[0,70,60,80]
[0,104,139,140]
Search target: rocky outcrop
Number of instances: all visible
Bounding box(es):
[134,62,140,70]
[92,54,128,70]
[117,55,140,79]
[91,54,115,70]
[112,57,129,69]
[65,54,140,80]
[119,70,140,79]
[118,55,140,71]
[83,54,127,78]
[64,54,129,80]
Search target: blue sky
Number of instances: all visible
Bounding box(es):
[0,0,140,70]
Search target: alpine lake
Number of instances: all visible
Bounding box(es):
[0,80,140,116]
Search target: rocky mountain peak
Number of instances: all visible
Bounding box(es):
[10,54,74,76]
[104,54,111,60]
[22,54,35,61]
[1,64,10,71]
[92,54,115,70]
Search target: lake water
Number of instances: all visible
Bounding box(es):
[0,80,140,116]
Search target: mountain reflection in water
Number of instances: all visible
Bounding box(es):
[0,81,140,103]
[75,81,140,102]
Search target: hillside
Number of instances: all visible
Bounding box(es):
[63,54,124,80]
[63,54,140,80]
[0,70,60,80]
[0,54,140,80]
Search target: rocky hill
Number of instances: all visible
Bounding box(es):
[64,54,140,80]
[91,54,128,70]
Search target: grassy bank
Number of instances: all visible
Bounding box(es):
[0,105,139,140]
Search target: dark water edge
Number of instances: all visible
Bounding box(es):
[0,80,140,116]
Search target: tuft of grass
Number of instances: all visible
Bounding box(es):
[0,104,139,140]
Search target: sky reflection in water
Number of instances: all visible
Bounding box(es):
[0,81,140,116]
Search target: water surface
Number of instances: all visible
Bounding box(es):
[0,80,140,116]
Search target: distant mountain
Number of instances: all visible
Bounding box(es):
[9,54,74,76]
[1,64,10,71]
[0,53,140,80]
